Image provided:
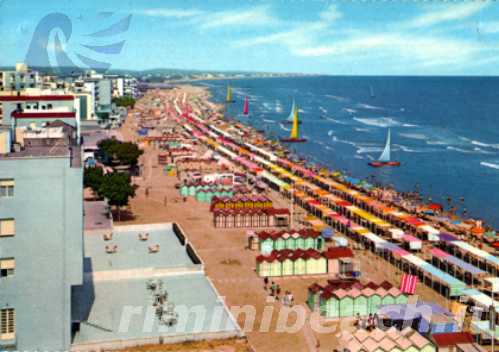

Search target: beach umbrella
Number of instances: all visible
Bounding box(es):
[321,227,334,239]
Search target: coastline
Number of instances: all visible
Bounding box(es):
[194,83,497,245]
[119,84,498,351]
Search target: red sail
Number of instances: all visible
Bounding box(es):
[243,96,249,115]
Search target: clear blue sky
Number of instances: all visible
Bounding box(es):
[1,0,499,75]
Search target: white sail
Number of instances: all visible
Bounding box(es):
[378,129,391,162]
[287,100,296,121]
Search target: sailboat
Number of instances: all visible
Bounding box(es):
[370,85,375,98]
[243,96,249,115]
[226,85,235,103]
[368,129,400,167]
[282,100,302,124]
[280,102,307,143]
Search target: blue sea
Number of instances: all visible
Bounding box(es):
[198,76,499,228]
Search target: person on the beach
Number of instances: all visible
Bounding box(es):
[263,276,269,290]
[367,314,374,331]
[272,282,278,296]
[354,313,360,328]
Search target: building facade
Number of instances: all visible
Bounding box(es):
[0,64,41,92]
[0,98,83,351]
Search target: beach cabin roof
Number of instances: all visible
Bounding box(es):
[376,287,388,297]
[431,332,473,347]
[361,337,378,352]
[354,328,369,342]
[379,281,394,290]
[361,287,376,297]
[379,337,396,351]
[323,247,354,259]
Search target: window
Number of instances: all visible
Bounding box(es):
[0,219,14,237]
[0,308,15,340]
[0,180,14,198]
[0,259,14,278]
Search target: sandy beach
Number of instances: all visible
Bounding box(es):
[107,83,480,352]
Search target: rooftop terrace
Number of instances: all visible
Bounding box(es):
[83,224,199,274]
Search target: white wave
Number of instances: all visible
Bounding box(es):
[480,161,499,170]
[356,103,383,110]
[446,146,492,154]
[474,147,494,155]
[400,108,405,112]
[319,106,328,114]
[326,117,348,124]
[262,102,272,110]
[262,119,276,124]
[342,108,357,114]
[399,133,428,140]
[331,136,358,147]
[353,117,403,128]
[356,146,383,154]
[355,128,371,132]
[354,155,364,160]
[471,140,499,150]
[327,130,334,136]
[426,140,447,145]
[402,123,418,127]
[395,144,420,153]
[326,94,349,102]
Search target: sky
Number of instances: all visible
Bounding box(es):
[1,0,499,75]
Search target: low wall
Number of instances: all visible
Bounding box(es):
[71,330,243,352]
[172,222,186,245]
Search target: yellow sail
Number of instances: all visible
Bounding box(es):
[226,85,233,103]
[290,104,299,139]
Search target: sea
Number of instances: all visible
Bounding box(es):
[196,76,499,229]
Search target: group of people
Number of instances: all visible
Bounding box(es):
[354,313,378,331]
[263,277,294,306]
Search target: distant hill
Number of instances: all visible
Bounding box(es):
[0,65,305,82]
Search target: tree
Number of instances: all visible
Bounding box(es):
[115,142,143,166]
[83,166,104,193]
[98,172,135,221]
[97,138,143,166]
[112,96,136,108]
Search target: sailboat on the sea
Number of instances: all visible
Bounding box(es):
[243,96,249,115]
[370,85,375,98]
[226,85,235,103]
[280,102,307,143]
[368,129,400,167]
[282,100,302,124]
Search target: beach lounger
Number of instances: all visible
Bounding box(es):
[105,244,118,254]
[138,232,150,241]
[148,244,160,253]
[103,232,113,241]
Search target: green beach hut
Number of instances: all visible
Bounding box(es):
[354,294,369,316]
[338,293,354,317]
[180,185,189,197]
[369,293,382,314]
[275,237,286,251]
